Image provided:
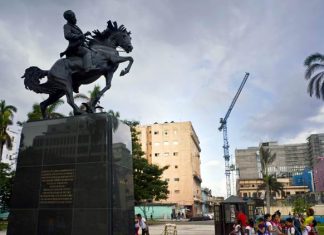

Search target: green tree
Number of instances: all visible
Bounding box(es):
[257,174,284,204]
[123,120,169,219]
[0,100,17,161]
[291,196,314,215]
[304,53,324,99]
[27,100,65,121]
[259,146,279,213]
[0,162,15,211]
[107,110,120,131]
[74,84,103,112]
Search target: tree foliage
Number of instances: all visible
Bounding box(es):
[0,100,17,161]
[259,146,280,213]
[0,163,14,211]
[27,100,65,121]
[291,196,314,215]
[304,53,324,100]
[123,120,169,203]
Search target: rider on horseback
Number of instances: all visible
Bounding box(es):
[60,10,95,73]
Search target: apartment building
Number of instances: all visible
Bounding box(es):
[136,121,202,216]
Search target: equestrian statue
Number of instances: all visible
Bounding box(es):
[22,10,134,118]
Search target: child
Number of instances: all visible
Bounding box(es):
[245,218,255,235]
[286,218,296,235]
[230,219,244,235]
[256,218,266,235]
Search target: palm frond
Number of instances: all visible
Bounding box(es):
[304,53,324,67]
[89,85,102,99]
[47,99,64,114]
[305,63,324,80]
[4,132,13,150]
[74,93,90,102]
[307,72,324,97]
[315,75,323,99]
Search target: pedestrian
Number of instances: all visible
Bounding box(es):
[256,217,266,235]
[135,217,140,235]
[285,218,296,235]
[230,219,244,235]
[245,218,256,235]
[136,214,149,235]
[293,213,302,235]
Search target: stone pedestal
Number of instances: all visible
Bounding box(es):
[7,114,134,235]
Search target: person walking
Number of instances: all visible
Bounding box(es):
[136,214,149,235]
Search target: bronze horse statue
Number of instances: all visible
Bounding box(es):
[22,20,133,118]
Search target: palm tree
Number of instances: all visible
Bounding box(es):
[107,110,120,131]
[304,53,324,99]
[259,146,277,213]
[0,100,17,162]
[27,100,65,121]
[74,84,103,112]
[258,174,284,203]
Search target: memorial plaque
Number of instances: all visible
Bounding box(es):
[7,113,134,235]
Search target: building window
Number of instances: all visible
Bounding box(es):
[154,142,160,146]
[164,141,169,145]
[154,153,160,157]
[173,141,178,145]
[174,178,180,181]
[173,152,178,156]
[164,130,168,135]
[174,190,180,193]
[175,165,178,169]
[163,152,169,156]
[154,131,159,135]
[243,193,248,197]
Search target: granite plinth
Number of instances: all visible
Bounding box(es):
[7,114,134,235]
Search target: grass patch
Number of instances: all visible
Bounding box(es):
[0,221,7,231]
[318,225,324,234]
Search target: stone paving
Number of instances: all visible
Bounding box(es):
[0,223,215,235]
[144,224,215,235]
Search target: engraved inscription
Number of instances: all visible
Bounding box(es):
[40,169,74,204]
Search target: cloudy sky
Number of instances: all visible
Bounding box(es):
[1,0,324,197]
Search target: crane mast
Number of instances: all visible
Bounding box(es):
[219,72,249,198]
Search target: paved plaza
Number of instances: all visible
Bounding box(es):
[0,223,215,235]
[141,222,215,235]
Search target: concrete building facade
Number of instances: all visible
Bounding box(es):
[237,178,309,199]
[235,141,310,180]
[137,121,202,217]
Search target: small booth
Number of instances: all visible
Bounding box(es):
[214,196,257,235]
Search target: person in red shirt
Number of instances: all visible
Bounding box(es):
[236,210,248,227]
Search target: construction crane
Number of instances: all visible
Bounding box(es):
[218,72,250,198]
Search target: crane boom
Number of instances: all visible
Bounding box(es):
[219,72,249,198]
[219,72,249,131]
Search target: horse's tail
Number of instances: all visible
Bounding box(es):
[22,66,52,94]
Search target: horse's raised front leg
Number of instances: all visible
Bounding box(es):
[111,56,134,76]
[89,72,113,111]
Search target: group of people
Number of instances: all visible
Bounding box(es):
[230,208,318,235]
